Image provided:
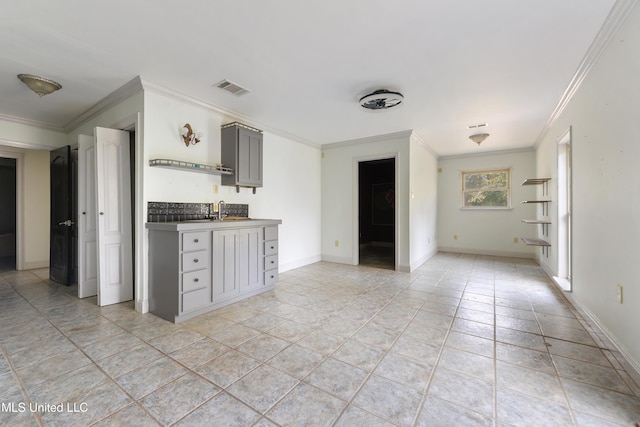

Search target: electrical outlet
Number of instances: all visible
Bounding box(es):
[617,284,623,304]
[335,240,339,247]
[213,184,218,194]
[453,234,458,240]
[514,237,519,244]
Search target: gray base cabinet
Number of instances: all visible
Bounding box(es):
[148,221,279,323]
[264,226,279,285]
[213,226,265,302]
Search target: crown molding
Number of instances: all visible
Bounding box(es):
[0,137,61,151]
[439,146,535,161]
[534,0,638,148]
[322,130,414,151]
[64,76,144,132]
[140,78,321,149]
[0,113,65,133]
[409,131,440,159]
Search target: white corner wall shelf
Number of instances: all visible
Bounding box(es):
[520,178,552,256]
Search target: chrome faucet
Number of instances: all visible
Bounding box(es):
[218,200,226,220]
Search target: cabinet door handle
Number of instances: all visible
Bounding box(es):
[270,260,275,265]
[194,238,199,243]
[193,258,199,263]
[194,278,199,283]
[270,246,275,250]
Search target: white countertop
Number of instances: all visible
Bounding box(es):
[145,218,282,231]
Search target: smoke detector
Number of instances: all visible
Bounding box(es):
[359,89,404,110]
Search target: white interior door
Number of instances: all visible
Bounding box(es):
[95,127,133,306]
[78,135,98,298]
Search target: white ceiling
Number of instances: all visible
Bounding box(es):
[0,0,620,156]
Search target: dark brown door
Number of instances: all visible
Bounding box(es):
[50,146,72,285]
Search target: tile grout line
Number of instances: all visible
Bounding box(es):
[411,268,470,427]
[6,278,166,427]
[529,288,579,426]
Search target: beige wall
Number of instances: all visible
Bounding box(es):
[0,146,51,270]
[21,150,50,269]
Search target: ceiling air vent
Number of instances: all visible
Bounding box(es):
[215,79,250,96]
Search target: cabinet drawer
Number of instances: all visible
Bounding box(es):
[182,269,210,293]
[264,270,279,286]
[265,254,278,271]
[182,231,210,252]
[264,241,278,256]
[182,251,209,272]
[181,287,210,313]
[264,226,278,241]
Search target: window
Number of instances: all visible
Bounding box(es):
[462,168,510,208]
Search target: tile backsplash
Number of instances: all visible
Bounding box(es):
[147,202,249,222]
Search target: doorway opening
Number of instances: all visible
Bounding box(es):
[76,127,136,306]
[52,126,136,307]
[0,157,17,270]
[555,128,572,291]
[50,146,74,285]
[358,158,395,270]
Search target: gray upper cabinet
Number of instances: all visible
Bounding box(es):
[221,123,263,191]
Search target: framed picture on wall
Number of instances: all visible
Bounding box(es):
[372,183,394,225]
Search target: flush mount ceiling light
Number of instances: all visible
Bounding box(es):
[359,89,404,110]
[469,133,490,146]
[17,74,62,97]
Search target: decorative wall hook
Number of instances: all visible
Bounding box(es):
[180,123,203,146]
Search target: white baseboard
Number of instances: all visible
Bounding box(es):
[20,260,48,270]
[135,298,149,314]
[321,254,355,265]
[280,255,322,273]
[438,246,535,259]
[538,266,640,389]
[409,248,438,272]
[561,291,640,389]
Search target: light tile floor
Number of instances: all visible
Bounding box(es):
[1,253,640,426]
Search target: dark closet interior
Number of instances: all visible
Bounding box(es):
[358,158,395,270]
[0,157,17,269]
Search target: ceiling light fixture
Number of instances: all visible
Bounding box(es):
[359,89,404,110]
[469,133,490,146]
[17,74,62,97]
